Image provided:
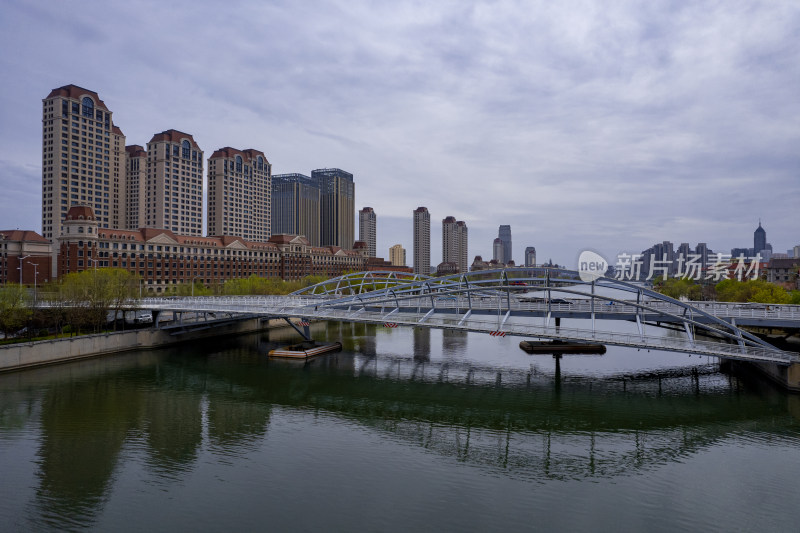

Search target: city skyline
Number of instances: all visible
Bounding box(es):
[1,1,799,266]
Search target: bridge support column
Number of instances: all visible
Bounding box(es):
[743,361,800,393]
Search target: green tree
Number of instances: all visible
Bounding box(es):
[0,285,32,339]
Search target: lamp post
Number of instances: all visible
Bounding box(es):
[18,255,30,286]
[28,262,39,304]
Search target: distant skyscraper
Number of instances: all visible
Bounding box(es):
[754,221,767,254]
[695,242,713,269]
[498,225,512,264]
[41,85,126,240]
[144,130,204,235]
[524,246,536,267]
[389,244,406,266]
[207,147,271,240]
[493,238,504,263]
[359,207,376,257]
[413,207,430,275]
[442,216,468,273]
[312,168,355,249]
[271,173,320,245]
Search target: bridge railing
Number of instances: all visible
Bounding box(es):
[306,307,797,364]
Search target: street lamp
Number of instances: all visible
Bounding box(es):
[18,255,30,286]
[88,258,99,272]
[28,262,39,304]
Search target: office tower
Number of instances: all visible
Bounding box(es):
[144,130,203,235]
[498,225,512,264]
[207,147,271,240]
[271,173,320,245]
[413,207,430,275]
[311,168,355,249]
[389,244,406,266]
[125,145,147,229]
[525,246,536,267]
[493,238,504,263]
[359,207,376,257]
[41,84,126,241]
[754,221,767,254]
[442,216,468,273]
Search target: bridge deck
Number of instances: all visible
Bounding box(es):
[136,296,800,365]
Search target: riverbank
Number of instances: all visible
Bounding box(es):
[0,317,292,373]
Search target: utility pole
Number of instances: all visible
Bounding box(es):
[29,262,39,304]
[18,255,30,286]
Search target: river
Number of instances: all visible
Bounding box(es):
[1,321,799,532]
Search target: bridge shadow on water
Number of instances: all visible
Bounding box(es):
[1,323,799,529]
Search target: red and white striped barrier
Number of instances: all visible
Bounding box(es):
[384,323,398,328]
[489,331,506,337]
[298,321,310,327]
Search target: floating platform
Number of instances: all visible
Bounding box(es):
[519,340,606,355]
[268,341,342,359]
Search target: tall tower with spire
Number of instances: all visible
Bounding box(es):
[754,220,767,255]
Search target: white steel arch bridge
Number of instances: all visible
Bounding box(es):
[140,269,800,365]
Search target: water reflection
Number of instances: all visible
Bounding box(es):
[0,325,798,529]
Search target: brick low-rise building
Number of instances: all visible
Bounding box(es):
[0,230,53,285]
[766,258,800,290]
[55,206,370,292]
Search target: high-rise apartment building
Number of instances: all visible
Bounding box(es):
[124,145,147,229]
[207,147,271,240]
[389,244,406,267]
[442,216,468,273]
[498,225,512,264]
[413,207,430,276]
[271,173,321,245]
[144,130,204,236]
[312,168,355,249]
[359,207,376,257]
[41,84,126,241]
[524,246,536,267]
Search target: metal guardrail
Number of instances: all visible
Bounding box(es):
[121,291,800,365]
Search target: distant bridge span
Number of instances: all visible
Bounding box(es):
[139,269,800,366]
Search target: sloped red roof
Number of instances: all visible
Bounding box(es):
[148,129,201,150]
[0,230,49,243]
[46,84,110,111]
[210,147,267,161]
[65,205,96,221]
[125,145,147,157]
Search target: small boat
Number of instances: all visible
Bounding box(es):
[268,340,342,359]
[519,340,606,355]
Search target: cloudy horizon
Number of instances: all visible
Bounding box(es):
[1,0,798,269]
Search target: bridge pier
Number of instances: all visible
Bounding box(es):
[723,359,800,393]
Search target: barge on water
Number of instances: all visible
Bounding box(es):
[519,340,606,355]
[268,341,343,359]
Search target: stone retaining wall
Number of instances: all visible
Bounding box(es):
[0,318,273,372]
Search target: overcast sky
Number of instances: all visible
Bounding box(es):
[1,0,798,267]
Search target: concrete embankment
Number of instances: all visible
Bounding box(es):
[0,317,285,373]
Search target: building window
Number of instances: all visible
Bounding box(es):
[82,97,94,118]
[182,140,190,159]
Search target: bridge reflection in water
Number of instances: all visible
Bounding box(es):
[1,324,799,529]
